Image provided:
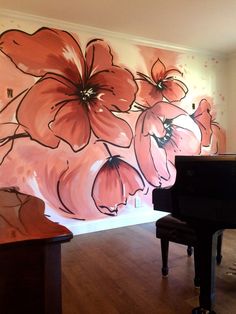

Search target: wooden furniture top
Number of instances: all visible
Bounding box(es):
[0,187,73,246]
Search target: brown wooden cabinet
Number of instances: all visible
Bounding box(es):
[0,187,73,314]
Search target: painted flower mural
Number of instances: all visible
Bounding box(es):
[134,101,201,187]
[191,98,226,154]
[0,28,137,151]
[92,145,145,215]
[0,26,226,222]
[191,99,213,147]
[135,58,188,107]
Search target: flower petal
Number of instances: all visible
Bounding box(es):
[134,105,200,186]
[191,99,212,146]
[0,88,28,122]
[140,110,173,180]
[89,104,133,147]
[0,140,14,165]
[92,156,144,214]
[151,58,166,82]
[162,79,188,102]
[165,124,201,163]
[151,101,188,120]
[141,109,165,137]
[136,79,162,107]
[149,136,176,183]
[151,105,201,162]
[50,101,91,152]
[17,74,77,148]
[0,27,84,82]
[0,123,24,165]
[85,39,113,75]
[0,122,19,139]
[135,133,162,186]
[134,112,163,186]
[117,159,144,195]
[207,123,226,154]
[92,158,124,214]
[0,51,34,111]
[89,66,137,112]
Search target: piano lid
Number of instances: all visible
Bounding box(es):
[175,154,236,162]
[153,154,236,225]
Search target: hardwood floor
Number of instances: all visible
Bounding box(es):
[61,222,236,314]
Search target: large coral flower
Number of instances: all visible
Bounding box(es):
[191,99,226,155]
[208,123,226,154]
[0,28,137,151]
[191,99,213,147]
[136,58,188,107]
[92,155,145,215]
[134,101,201,187]
[191,99,226,154]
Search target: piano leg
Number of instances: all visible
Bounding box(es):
[192,227,219,314]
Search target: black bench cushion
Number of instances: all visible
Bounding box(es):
[156,214,197,246]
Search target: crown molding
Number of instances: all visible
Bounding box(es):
[0,8,225,57]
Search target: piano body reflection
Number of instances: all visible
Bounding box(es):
[0,187,73,314]
[153,154,236,314]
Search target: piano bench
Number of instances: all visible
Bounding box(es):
[156,214,223,287]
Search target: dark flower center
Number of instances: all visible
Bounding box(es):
[157,80,164,90]
[154,119,173,148]
[78,86,97,104]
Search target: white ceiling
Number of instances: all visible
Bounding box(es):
[0,0,236,55]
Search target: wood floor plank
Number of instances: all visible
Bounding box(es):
[62,222,236,314]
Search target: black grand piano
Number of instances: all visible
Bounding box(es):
[152,154,236,314]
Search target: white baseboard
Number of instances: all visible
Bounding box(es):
[45,205,168,235]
